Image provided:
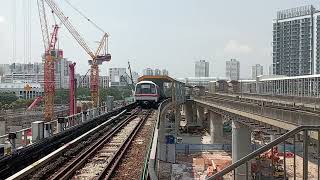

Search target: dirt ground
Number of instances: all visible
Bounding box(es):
[171,151,232,180]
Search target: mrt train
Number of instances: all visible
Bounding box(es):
[134,81,160,106]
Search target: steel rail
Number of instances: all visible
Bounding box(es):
[98,109,153,179]
[51,109,141,180]
[6,109,129,180]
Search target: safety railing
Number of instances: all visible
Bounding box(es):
[207,126,320,180]
[0,105,109,155]
[141,99,171,180]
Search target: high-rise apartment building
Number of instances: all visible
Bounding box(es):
[55,58,72,89]
[195,60,209,77]
[252,64,264,79]
[1,59,71,89]
[226,59,240,80]
[273,5,320,76]
[269,65,273,75]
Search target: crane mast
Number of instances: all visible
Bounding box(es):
[42,0,111,107]
[37,0,60,121]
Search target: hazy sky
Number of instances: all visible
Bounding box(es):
[0,0,319,79]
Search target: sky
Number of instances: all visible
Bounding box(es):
[0,0,320,79]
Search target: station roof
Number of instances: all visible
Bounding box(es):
[138,75,184,83]
[260,74,320,81]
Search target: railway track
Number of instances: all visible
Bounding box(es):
[53,109,152,180]
[204,94,320,116]
[9,107,153,180]
[1,103,137,179]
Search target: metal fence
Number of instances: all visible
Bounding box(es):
[145,99,171,180]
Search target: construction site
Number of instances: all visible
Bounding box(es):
[0,0,124,136]
[1,2,320,180]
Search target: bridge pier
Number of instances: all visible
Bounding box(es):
[196,105,204,127]
[232,120,251,180]
[184,101,194,124]
[209,111,223,143]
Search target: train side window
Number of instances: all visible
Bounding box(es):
[151,85,156,94]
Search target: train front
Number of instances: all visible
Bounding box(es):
[134,81,160,107]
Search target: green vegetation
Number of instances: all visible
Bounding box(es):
[0,86,133,110]
[0,92,34,110]
[55,86,133,104]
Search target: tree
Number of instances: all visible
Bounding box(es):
[0,92,18,105]
[55,89,70,104]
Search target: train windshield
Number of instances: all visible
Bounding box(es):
[136,83,156,94]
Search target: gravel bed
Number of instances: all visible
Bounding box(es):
[111,111,156,180]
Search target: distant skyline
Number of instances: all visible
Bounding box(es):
[0,0,320,79]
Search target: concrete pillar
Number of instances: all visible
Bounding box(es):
[209,111,223,143]
[185,101,194,125]
[176,105,181,133]
[196,105,204,127]
[31,121,44,143]
[232,120,251,180]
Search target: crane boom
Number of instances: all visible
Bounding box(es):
[94,33,108,58]
[44,0,95,59]
[37,0,50,51]
[42,0,111,107]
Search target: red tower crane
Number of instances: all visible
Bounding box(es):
[41,0,111,108]
[37,0,60,121]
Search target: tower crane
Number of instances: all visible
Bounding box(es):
[40,0,111,108]
[37,0,60,121]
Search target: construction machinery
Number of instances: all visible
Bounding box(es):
[251,146,287,179]
[37,0,111,121]
[27,96,43,111]
[37,0,60,121]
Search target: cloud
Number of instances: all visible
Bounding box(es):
[0,16,5,23]
[223,40,253,55]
